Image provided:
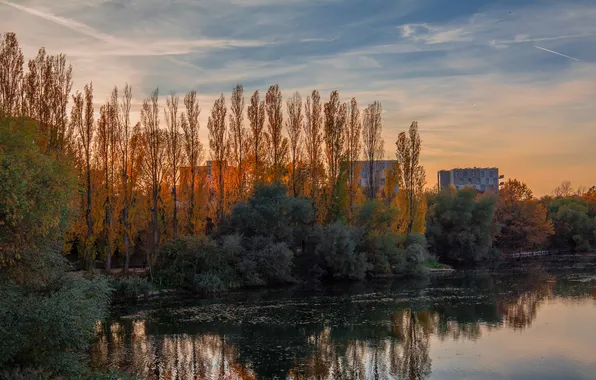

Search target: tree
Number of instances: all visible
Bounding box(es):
[208,94,228,223]
[265,84,288,181]
[324,91,347,192]
[141,88,163,276]
[396,121,426,236]
[165,93,182,240]
[304,90,324,219]
[547,197,595,252]
[362,101,383,199]
[181,90,203,235]
[247,90,267,185]
[494,179,553,253]
[286,91,303,197]
[553,180,574,198]
[426,187,497,264]
[72,83,95,271]
[229,84,247,200]
[116,84,135,272]
[345,97,362,218]
[0,32,24,117]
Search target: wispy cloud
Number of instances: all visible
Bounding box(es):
[534,45,581,62]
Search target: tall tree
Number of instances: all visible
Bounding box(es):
[265,84,288,181]
[248,90,267,184]
[362,101,383,199]
[116,84,134,272]
[229,84,247,199]
[324,91,347,189]
[164,93,182,240]
[345,97,362,217]
[208,94,228,223]
[0,32,24,117]
[304,90,323,218]
[73,83,95,271]
[181,90,203,234]
[395,121,426,236]
[49,54,73,153]
[141,88,163,276]
[286,91,303,197]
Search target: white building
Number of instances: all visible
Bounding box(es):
[438,167,503,193]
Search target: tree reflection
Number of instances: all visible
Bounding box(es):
[93,268,595,379]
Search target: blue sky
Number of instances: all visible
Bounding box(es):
[1,0,595,194]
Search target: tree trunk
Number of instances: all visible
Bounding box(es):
[172,184,178,240]
[123,206,130,273]
[85,160,93,272]
[189,172,195,234]
[151,184,158,280]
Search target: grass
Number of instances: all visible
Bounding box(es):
[424,258,452,269]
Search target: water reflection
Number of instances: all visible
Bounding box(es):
[93,262,596,379]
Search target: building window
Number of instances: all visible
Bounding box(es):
[481,171,485,177]
[464,170,468,177]
[472,171,475,177]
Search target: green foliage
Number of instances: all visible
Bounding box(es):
[110,276,150,300]
[314,222,369,280]
[426,188,497,264]
[547,197,595,252]
[362,232,405,275]
[0,251,111,378]
[0,117,77,265]
[405,243,429,277]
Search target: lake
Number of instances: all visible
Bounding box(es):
[93,257,596,379]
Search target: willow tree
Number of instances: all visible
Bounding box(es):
[265,84,288,181]
[345,97,362,217]
[362,101,383,199]
[181,90,202,234]
[0,32,24,117]
[165,93,182,240]
[141,88,163,274]
[208,94,228,223]
[395,121,426,236]
[286,91,303,197]
[304,90,323,219]
[248,90,267,184]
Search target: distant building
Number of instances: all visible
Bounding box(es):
[354,160,399,195]
[438,167,503,193]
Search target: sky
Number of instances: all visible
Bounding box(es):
[1,0,595,195]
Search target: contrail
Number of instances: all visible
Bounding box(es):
[534,45,581,61]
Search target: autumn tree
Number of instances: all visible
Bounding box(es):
[345,97,362,218]
[494,179,554,253]
[181,90,203,234]
[141,88,163,275]
[229,84,247,199]
[362,101,383,199]
[96,88,119,270]
[395,121,426,236]
[553,180,574,198]
[324,91,346,189]
[164,93,183,240]
[72,83,95,271]
[286,91,303,197]
[0,32,24,117]
[247,90,267,184]
[116,84,136,271]
[208,94,228,223]
[265,84,288,181]
[304,90,324,219]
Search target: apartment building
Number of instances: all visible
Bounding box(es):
[354,160,399,195]
[438,167,502,193]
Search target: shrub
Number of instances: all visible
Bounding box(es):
[315,222,369,280]
[110,276,150,300]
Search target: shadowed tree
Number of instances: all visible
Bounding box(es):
[73,83,95,271]
[165,93,182,240]
[248,90,267,184]
[141,88,163,277]
[265,84,288,181]
[181,90,203,235]
[324,91,348,222]
[345,97,362,219]
[0,32,24,117]
[396,121,426,236]
[208,94,228,223]
[286,91,303,197]
[362,101,383,199]
[304,90,324,220]
[116,84,135,272]
[49,53,73,153]
[229,84,247,200]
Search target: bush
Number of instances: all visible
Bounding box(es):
[405,243,429,278]
[315,222,369,280]
[110,276,150,300]
[363,232,405,276]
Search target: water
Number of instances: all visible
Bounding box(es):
[93,257,596,379]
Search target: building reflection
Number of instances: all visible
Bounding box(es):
[92,269,593,379]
